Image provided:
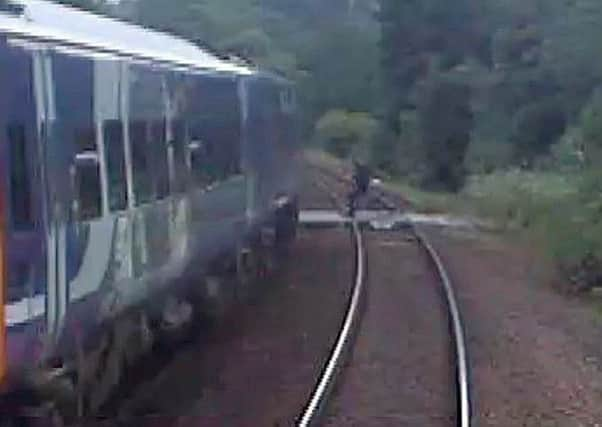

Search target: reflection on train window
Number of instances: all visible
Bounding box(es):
[188,139,207,187]
[151,119,169,199]
[8,123,33,229]
[75,128,96,153]
[189,137,218,187]
[75,156,102,220]
[131,120,154,205]
[104,120,127,211]
[171,119,188,193]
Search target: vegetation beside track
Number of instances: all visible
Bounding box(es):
[309,149,602,293]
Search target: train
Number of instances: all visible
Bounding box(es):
[0,0,301,421]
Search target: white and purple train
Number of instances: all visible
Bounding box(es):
[0,0,300,420]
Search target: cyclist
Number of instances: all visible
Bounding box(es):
[347,159,371,216]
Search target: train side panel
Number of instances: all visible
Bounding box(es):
[0,32,301,415]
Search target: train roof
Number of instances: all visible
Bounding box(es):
[0,0,255,76]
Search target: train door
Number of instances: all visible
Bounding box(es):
[238,77,259,224]
[243,77,276,222]
[33,48,70,344]
[164,72,191,262]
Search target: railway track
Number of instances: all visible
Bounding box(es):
[300,166,472,427]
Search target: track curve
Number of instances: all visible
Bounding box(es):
[305,162,472,427]
[298,220,366,427]
[413,226,472,427]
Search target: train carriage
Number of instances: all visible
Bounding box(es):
[0,0,300,420]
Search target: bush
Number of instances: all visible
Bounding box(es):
[511,99,567,165]
[464,168,602,292]
[463,170,572,229]
[551,126,585,171]
[314,110,378,159]
[538,170,602,291]
[579,87,602,164]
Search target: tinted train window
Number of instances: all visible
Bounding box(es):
[53,53,102,220]
[189,137,217,187]
[188,76,242,187]
[129,65,168,204]
[171,119,188,193]
[2,44,37,231]
[151,119,169,199]
[8,124,32,229]
[75,155,102,220]
[130,120,154,205]
[104,120,127,211]
[73,128,101,221]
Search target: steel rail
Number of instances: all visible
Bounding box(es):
[375,188,472,427]
[297,219,366,427]
[413,226,472,427]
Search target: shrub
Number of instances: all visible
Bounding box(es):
[464,168,602,292]
[579,87,602,164]
[314,109,378,159]
[511,99,567,165]
[551,126,585,172]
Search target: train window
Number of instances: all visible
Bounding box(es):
[189,139,215,187]
[151,119,170,199]
[8,124,33,229]
[72,127,102,221]
[130,120,154,205]
[74,152,102,221]
[103,120,127,211]
[171,119,188,192]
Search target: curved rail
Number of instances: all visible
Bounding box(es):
[369,181,472,427]
[372,184,472,427]
[413,226,472,427]
[297,220,366,427]
[306,167,472,427]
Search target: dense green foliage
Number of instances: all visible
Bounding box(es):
[377,0,602,188]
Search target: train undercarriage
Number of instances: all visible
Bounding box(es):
[1,201,299,427]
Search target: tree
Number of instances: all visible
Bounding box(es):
[418,78,473,191]
[378,0,486,129]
